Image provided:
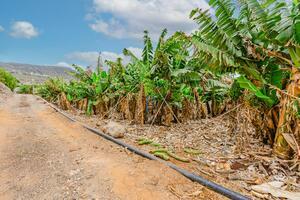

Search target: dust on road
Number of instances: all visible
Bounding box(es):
[0,94,217,200]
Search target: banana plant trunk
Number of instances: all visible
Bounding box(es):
[273,67,300,159]
[58,92,71,110]
[135,84,146,124]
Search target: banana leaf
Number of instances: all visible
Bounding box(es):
[237,76,275,106]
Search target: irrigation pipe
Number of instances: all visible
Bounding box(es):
[38,96,250,200]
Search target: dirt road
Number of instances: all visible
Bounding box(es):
[0,94,215,200]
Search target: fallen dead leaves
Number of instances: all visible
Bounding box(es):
[65,106,300,199]
[251,181,300,200]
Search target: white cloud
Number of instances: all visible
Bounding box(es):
[90,18,127,39]
[88,0,210,39]
[67,51,99,66]
[10,21,39,39]
[0,25,4,32]
[127,47,143,58]
[66,47,142,70]
[55,62,72,68]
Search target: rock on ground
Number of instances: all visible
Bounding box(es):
[102,121,126,138]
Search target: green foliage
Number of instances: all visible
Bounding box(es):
[37,78,66,102]
[202,79,230,106]
[190,0,300,107]
[142,30,153,66]
[18,84,35,94]
[37,28,232,117]
[229,79,243,101]
[0,68,19,90]
[37,0,300,118]
[236,76,275,106]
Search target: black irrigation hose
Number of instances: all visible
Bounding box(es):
[40,97,250,200]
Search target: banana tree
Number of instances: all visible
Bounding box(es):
[37,78,66,102]
[65,65,110,115]
[190,0,300,158]
[120,30,196,123]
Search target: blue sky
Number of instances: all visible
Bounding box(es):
[0,0,209,68]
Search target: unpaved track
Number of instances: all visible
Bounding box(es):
[0,94,213,200]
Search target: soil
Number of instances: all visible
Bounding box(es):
[0,94,222,200]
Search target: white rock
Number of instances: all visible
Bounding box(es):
[102,121,125,138]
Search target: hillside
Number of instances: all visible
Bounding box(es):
[0,62,74,84]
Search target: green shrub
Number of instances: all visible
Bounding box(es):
[0,68,19,90]
[36,78,66,101]
[18,84,35,94]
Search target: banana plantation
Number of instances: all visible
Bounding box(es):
[2,0,300,199]
[36,0,300,162]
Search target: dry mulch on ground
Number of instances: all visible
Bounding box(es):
[65,105,300,199]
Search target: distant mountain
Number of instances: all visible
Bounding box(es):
[0,62,74,84]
